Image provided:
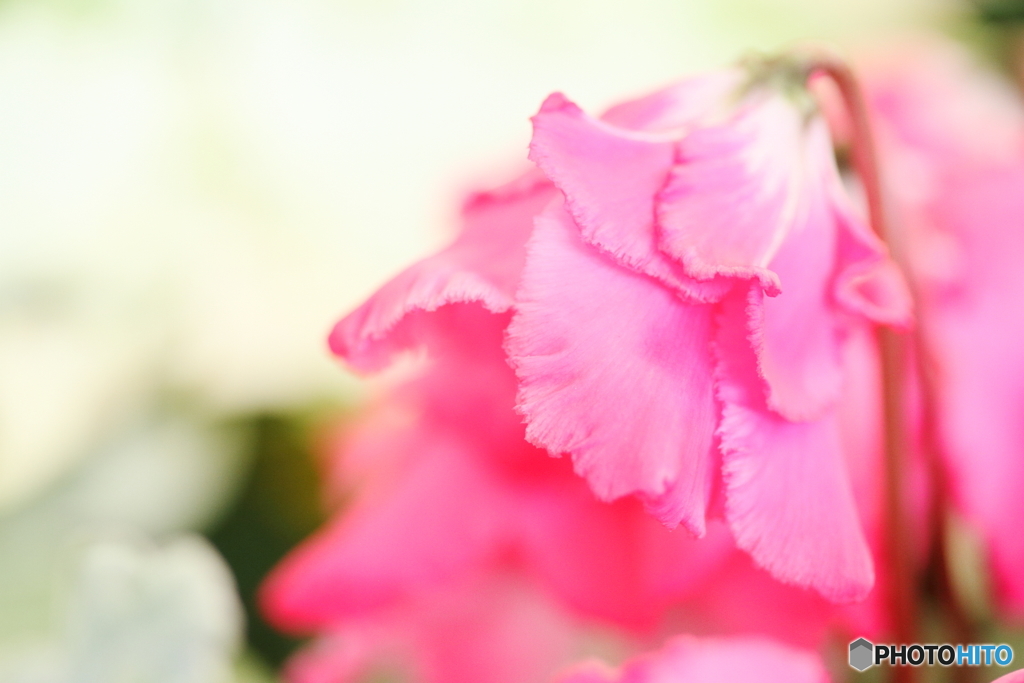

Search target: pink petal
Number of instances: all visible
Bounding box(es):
[514,466,733,628]
[556,636,831,683]
[921,166,1024,616]
[715,288,874,602]
[656,94,809,295]
[989,671,1024,683]
[555,663,616,683]
[329,171,555,372]
[721,405,874,603]
[507,204,718,533]
[285,577,585,683]
[260,435,506,632]
[864,40,1024,169]
[830,174,914,330]
[674,547,863,648]
[412,576,582,683]
[659,102,909,421]
[752,119,848,421]
[283,630,380,683]
[834,258,914,329]
[600,70,744,132]
[868,45,1024,618]
[529,92,730,303]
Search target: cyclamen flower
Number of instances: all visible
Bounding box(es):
[328,63,912,602]
[865,42,1024,617]
[262,307,886,682]
[554,635,831,683]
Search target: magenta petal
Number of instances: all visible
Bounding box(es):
[716,289,874,602]
[507,205,718,534]
[924,167,1024,616]
[514,474,733,628]
[329,171,555,372]
[529,92,730,302]
[556,636,831,683]
[260,438,505,632]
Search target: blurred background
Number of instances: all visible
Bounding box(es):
[0,0,1017,680]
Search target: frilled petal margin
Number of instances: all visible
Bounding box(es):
[329,171,555,372]
[715,288,874,603]
[656,95,803,295]
[750,119,849,422]
[529,93,731,303]
[506,205,718,535]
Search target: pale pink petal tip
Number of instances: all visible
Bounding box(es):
[989,670,1024,683]
[555,661,617,683]
[716,291,874,602]
[553,636,831,683]
[283,633,370,683]
[835,258,915,330]
[539,91,581,115]
[720,406,875,602]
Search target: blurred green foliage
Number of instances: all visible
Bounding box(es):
[975,0,1024,23]
[207,412,332,669]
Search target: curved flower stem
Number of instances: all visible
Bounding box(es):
[806,55,919,683]
[808,53,984,683]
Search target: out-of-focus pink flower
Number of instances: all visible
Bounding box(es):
[263,337,883,641]
[262,320,884,681]
[262,207,897,683]
[865,40,1024,618]
[327,65,911,602]
[553,635,830,683]
[991,671,1024,683]
[280,574,593,683]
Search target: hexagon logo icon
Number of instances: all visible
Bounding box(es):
[849,638,874,671]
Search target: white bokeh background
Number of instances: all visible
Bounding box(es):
[0,0,954,508]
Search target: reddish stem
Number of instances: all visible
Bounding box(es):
[808,56,918,683]
[809,54,983,683]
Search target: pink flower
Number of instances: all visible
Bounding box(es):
[991,671,1024,683]
[262,311,885,681]
[865,41,1024,617]
[263,332,884,644]
[279,574,593,683]
[553,635,831,683]
[329,64,910,602]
